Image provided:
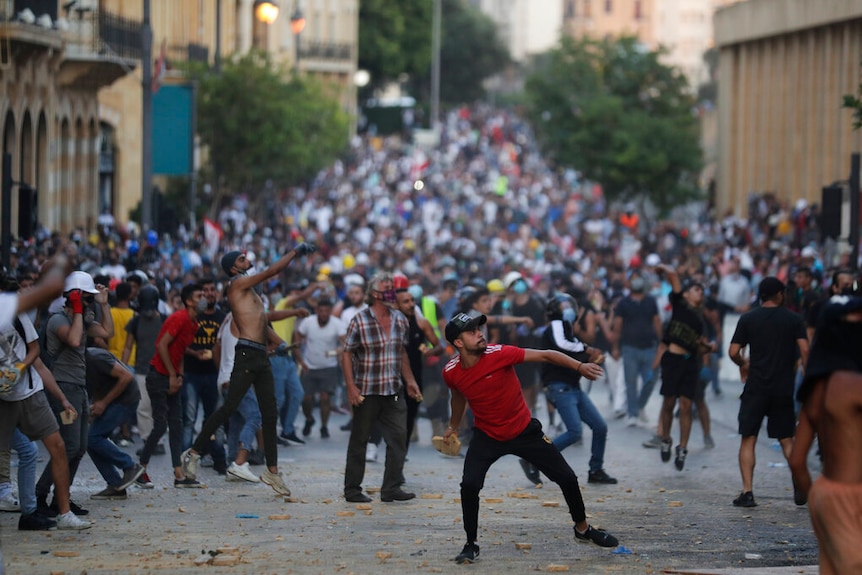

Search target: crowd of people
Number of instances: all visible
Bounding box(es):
[0,104,859,569]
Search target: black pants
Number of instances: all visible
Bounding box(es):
[140,369,183,468]
[460,418,586,543]
[344,393,407,498]
[193,345,278,468]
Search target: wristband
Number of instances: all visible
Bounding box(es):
[576,362,582,375]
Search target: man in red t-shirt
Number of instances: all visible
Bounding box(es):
[441,313,619,564]
[138,283,204,487]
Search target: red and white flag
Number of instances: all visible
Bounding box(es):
[203,217,223,262]
[152,39,167,93]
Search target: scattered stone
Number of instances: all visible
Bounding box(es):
[547,564,570,572]
[374,551,392,560]
[217,546,240,555]
[336,511,355,517]
[420,494,443,499]
[212,554,241,566]
[541,501,560,507]
[668,501,684,507]
[268,515,291,520]
[52,551,79,558]
[193,555,212,566]
[484,498,503,504]
[514,542,532,550]
[508,492,538,499]
[355,504,372,510]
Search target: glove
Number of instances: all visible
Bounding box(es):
[294,242,316,257]
[68,290,83,314]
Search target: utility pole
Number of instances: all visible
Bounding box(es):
[850,153,860,271]
[141,0,153,231]
[430,0,441,134]
[215,0,222,73]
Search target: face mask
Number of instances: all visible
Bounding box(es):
[376,289,397,303]
[196,298,208,313]
[630,277,645,293]
[83,307,96,324]
[513,280,528,295]
[562,307,577,324]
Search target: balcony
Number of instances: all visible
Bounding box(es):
[299,41,352,62]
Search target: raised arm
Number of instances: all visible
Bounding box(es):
[231,243,315,292]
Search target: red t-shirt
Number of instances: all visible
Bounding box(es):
[442,344,531,441]
[150,309,198,376]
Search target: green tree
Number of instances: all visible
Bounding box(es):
[843,61,862,130]
[525,36,703,215]
[358,0,432,92]
[194,52,349,195]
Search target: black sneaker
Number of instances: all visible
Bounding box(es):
[340,419,352,432]
[302,417,315,437]
[733,491,757,507]
[674,445,687,471]
[281,432,306,446]
[320,426,330,439]
[136,472,155,489]
[575,525,619,548]
[660,438,672,463]
[518,458,542,486]
[587,469,618,484]
[19,511,56,531]
[118,463,145,491]
[454,542,480,564]
[174,477,204,488]
[91,486,128,500]
[36,497,57,518]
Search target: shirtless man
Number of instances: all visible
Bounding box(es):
[182,244,315,496]
[790,295,862,575]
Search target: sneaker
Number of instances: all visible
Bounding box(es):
[638,409,649,423]
[56,511,92,530]
[174,477,204,488]
[519,458,542,486]
[626,416,638,427]
[587,469,618,484]
[0,491,20,512]
[575,525,619,548]
[660,438,673,462]
[118,463,145,491]
[136,472,155,489]
[704,435,716,449]
[227,462,260,483]
[380,489,416,502]
[18,511,56,531]
[276,435,291,446]
[91,486,128,500]
[50,499,88,517]
[320,426,330,439]
[454,542,480,564]
[674,445,688,471]
[642,434,663,449]
[261,469,291,496]
[281,432,306,446]
[200,454,214,468]
[340,419,352,432]
[733,491,757,507]
[302,417,315,437]
[181,449,200,480]
[366,442,378,462]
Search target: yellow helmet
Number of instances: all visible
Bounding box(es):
[343,254,356,269]
[487,279,505,294]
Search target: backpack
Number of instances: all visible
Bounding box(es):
[36,311,61,370]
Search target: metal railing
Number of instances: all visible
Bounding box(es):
[299,41,351,61]
[167,42,209,65]
[97,10,142,60]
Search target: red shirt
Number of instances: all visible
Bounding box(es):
[150,309,198,376]
[442,344,531,441]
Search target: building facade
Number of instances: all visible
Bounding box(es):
[472,0,563,64]
[2,0,358,235]
[714,0,862,216]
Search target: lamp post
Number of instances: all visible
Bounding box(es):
[254,0,280,25]
[290,5,306,72]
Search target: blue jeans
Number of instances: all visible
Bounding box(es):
[545,382,607,473]
[182,371,225,465]
[13,429,38,515]
[227,389,262,462]
[271,355,302,435]
[622,345,657,417]
[88,402,138,487]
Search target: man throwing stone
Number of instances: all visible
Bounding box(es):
[441,313,619,564]
[182,244,315,496]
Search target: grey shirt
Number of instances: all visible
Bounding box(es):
[46,312,87,386]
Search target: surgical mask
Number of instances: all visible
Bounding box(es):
[562,307,577,324]
[630,277,646,293]
[512,280,528,295]
[196,298,208,313]
[376,289,397,303]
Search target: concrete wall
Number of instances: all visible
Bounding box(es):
[715,0,862,217]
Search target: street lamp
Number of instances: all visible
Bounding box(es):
[290,6,306,72]
[254,0,279,25]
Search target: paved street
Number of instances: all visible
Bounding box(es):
[0,366,820,574]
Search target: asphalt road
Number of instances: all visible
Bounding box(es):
[0,369,821,575]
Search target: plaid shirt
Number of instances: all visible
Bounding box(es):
[343,307,409,396]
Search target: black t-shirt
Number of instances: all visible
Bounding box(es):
[85,347,140,405]
[540,319,588,388]
[184,308,226,374]
[616,295,659,348]
[730,306,806,396]
[663,291,705,354]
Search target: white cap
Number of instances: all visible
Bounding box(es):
[344,273,365,287]
[64,271,99,294]
[645,253,661,267]
[801,246,817,258]
[503,271,523,290]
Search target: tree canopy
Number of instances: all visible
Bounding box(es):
[194,52,349,193]
[525,36,703,215]
[844,62,862,130]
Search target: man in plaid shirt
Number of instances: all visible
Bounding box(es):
[341,273,422,503]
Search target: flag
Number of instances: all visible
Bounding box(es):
[152,39,167,94]
[203,217,223,262]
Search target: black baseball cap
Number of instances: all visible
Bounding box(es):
[445,313,487,346]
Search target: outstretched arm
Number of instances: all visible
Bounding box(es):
[231,243,315,291]
[522,348,604,380]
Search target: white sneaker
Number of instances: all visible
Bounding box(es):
[56,511,92,530]
[0,491,20,512]
[365,442,378,463]
[639,409,649,423]
[260,469,291,496]
[227,462,259,483]
[181,449,200,480]
[626,416,639,428]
